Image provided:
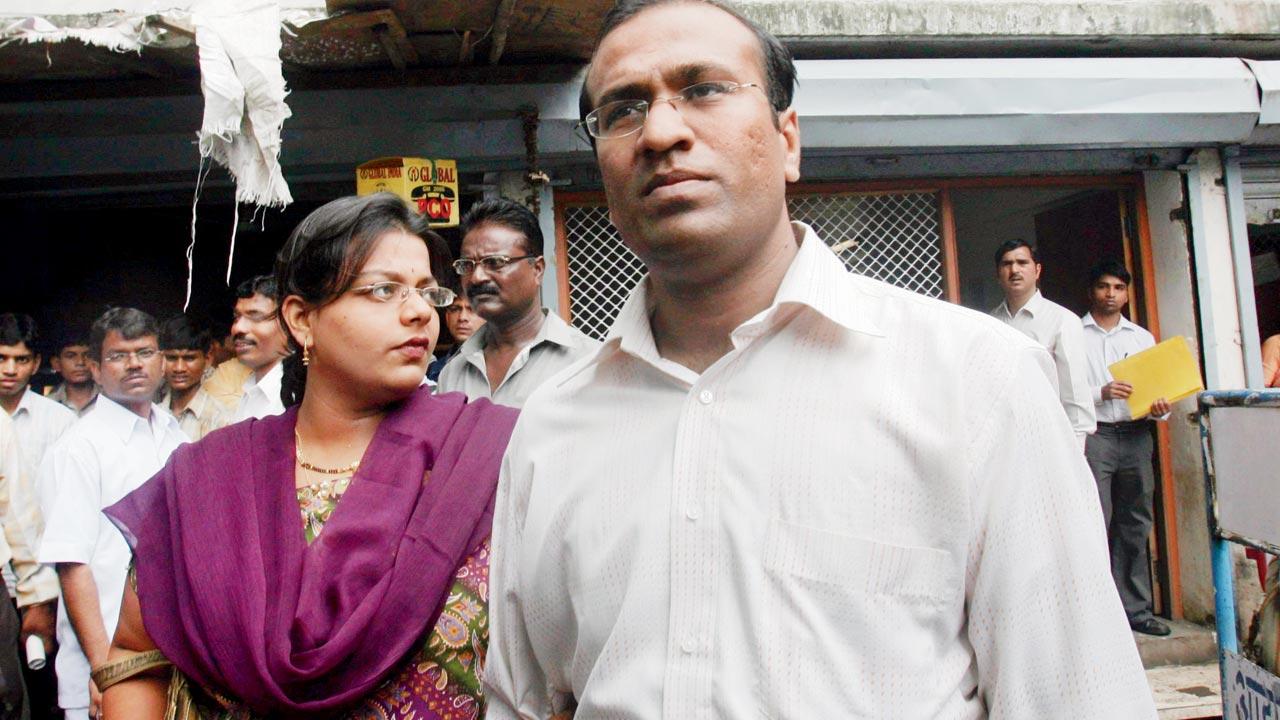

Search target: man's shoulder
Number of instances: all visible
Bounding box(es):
[22,390,77,422]
[847,273,1043,354]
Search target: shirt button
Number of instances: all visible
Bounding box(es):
[685,505,701,521]
[698,390,714,405]
[681,637,696,654]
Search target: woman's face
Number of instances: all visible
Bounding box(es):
[305,229,441,405]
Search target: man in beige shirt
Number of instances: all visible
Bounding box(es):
[0,411,59,717]
[159,315,230,441]
[437,199,599,407]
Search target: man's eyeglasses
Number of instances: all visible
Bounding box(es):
[351,281,456,308]
[103,348,159,365]
[451,254,539,277]
[583,80,764,140]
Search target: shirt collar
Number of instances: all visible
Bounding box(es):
[457,308,582,364]
[1082,311,1139,333]
[601,221,885,370]
[13,390,38,418]
[999,290,1045,319]
[165,388,212,419]
[93,394,176,444]
[244,361,284,394]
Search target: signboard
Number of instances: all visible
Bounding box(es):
[1203,393,1280,553]
[1225,650,1280,719]
[355,157,459,227]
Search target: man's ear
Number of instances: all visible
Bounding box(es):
[778,107,801,183]
[89,360,102,387]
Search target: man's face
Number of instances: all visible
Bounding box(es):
[50,344,92,385]
[92,331,163,407]
[996,246,1042,299]
[585,3,801,269]
[459,223,544,326]
[0,342,39,402]
[162,348,211,393]
[231,294,288,371]
[1090,274,1130,315]
[444,294,484,344]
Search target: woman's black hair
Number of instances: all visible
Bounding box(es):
[274,193,454,407]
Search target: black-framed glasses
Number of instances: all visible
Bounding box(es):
[452,254,539,276]
[103,348,159,365]
[351,282,456,308]
[583,80,764,139]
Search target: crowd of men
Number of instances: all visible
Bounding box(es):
[0,196,597,719]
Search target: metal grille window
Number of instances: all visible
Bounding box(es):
[561,205,647,341]
[557,190,946,339]
[787,192,944,298]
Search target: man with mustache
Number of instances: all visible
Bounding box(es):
[991,239,1096,449]
[229,276,290,422]
[159,315,230,441]
[485,1,1154,717]
[38,308,187,720]
[437,199,598,408]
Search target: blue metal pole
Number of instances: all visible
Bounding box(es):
[1212,536,1239,654]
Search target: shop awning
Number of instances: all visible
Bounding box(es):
[794,58,1261,150]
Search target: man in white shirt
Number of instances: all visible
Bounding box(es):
[0,315,71,694]
[991,239,1097,447]
[437,199,600,408]
[484,1,1155,718]
[230,275,290,421]
[0,315,62,720]
[1081,259,1172,637]
[38,308,188,720]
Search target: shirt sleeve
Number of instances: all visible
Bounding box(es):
[1054,313,1098,437]
[964,344,1156,718]
[0,419,57,605]
[36,435,103,565]
[485,441,571,719]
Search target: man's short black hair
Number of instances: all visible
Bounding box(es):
[235,275,277,301]
[53,334,90,355]
[460,199,544,256]
[993,239,1039,267]
[89,307,158,361]
[577,0,798,136]
[0,314,38,352]
[159,314,215,353]
[1088,260,1132,287]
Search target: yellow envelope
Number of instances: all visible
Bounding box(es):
[1107,336,1204,419]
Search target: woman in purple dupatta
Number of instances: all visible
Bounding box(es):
[97,194,518,719]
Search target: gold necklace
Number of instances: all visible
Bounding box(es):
[294,429,361,475]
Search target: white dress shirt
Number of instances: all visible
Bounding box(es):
[233,360,285,422]
[436,309,601,408]
[37,396,187,711]
[487,223,1155,720]
[992,291,1097,444]
[1082,312,1160,423]
[4,390,73,599]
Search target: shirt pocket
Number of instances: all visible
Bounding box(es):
[763,518,952,603]
[759,518,959,719]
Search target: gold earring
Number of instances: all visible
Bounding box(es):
[302,342,312,366]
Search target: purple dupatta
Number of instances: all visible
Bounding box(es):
[105,387,517,717]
